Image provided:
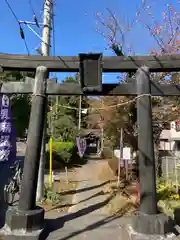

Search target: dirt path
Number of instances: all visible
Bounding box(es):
[44,160,132,239]
[72,159,116,182]
[68,160,111,213]
[44,159,116,217]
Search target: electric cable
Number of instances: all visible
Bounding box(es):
[28,0,39,27]
[52,94,151,112]
[4,0,30,55]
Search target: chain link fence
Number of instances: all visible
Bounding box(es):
[159,154,180,186]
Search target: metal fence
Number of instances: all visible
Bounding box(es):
[159,155,180,186]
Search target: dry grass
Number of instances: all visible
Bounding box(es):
[97,160,117,182]
[38,170,78,213]
[102,193,137,216]
[102,182,138,216]
[95,160,138,216]
[107,157,118,176]
[52,180,78,194]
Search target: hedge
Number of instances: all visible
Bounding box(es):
[45,140,84,169]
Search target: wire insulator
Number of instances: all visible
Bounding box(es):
[34,15,39,28]
[19,26,25,39]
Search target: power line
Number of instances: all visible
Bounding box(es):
[23,37,30,55]
[52,94,151,112]
[4,0,19,23]
[19,25,30,55]
[28,0,40,27]
[4,0,30,55]
[52,94,179,115]
[28,0,35,15]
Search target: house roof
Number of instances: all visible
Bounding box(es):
[82,129,101,137]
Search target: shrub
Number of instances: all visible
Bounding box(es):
[53,141,74,164]
[157,183,172,201]
[156,180,180,201]
[44,184,61,203]
[108,156,118,176]
[46,140,83,169]
[102,147,113,159]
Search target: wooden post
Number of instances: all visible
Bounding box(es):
[136,66,157,214]
[18,66,47,211]
[117,128,123,186]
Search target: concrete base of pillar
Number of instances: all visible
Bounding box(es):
[119,225,177,240]
[132,212,174,235]
[119,212,179,240]
[0,206,44,240]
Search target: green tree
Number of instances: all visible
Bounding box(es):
[48,75,89,141]
[95,1,180,152]
[0,70,35,138]
[11,94,31,138]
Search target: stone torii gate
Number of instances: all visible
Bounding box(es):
[0,53,180,239]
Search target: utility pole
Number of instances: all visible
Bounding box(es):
[78,95,82,131]
[36,0,53,201]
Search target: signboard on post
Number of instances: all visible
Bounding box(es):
[114,147,131,166]
[76,137,87,158]
[122,147,131,180]
[123,147,131,164]
[0,94,16,163]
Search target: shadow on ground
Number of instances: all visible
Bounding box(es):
[42,192,116,239]
[59,180,115,196]
[51,214,120,240]
[45,190,107,212]
[42,205,180,240]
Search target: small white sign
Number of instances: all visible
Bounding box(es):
[123,147,131,160]
[114,147,131,160]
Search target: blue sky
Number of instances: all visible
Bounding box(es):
[0,0,179,83]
